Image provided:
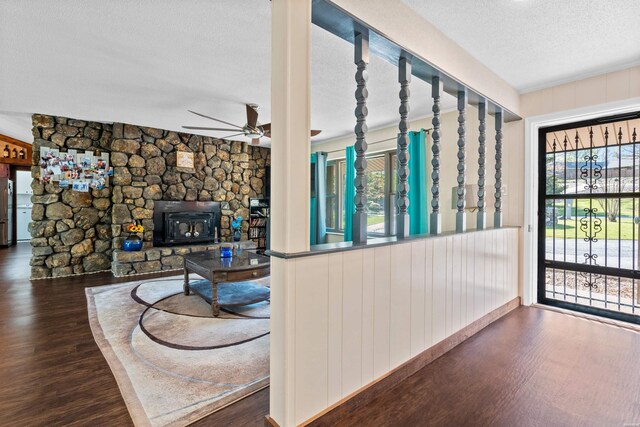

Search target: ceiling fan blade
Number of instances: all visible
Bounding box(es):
[246,104,259,129]
[258,124,320,138]
[220,133,246,139]
[187,110,243,129]
[182,126,239,132]
[251,138,261,145]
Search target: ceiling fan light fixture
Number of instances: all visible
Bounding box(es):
[245,130,263,139]
[183,104,318,142]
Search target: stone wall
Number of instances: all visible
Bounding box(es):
[30,115,113,278]
[30,114,270,279]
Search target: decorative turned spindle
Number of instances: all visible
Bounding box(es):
[352,31,369,244]
[396,56,411,239]
[494,110,503,228]
[477,101,487,230]
[455,90,467,233]
[430,75,442,235]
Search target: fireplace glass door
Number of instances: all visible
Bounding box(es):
[164,212,215,244]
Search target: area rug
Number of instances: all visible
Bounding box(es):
[86,275,270,427]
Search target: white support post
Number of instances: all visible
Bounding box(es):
[269,0,312,425]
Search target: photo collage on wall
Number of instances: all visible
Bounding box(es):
[39,147,113,192]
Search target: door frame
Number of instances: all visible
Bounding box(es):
[10,165,30,246]
[536,112,640,323]
[523,98,640,307]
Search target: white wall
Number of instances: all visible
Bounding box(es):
[274,227,519,424]
[521,65,640,117]
[517,65,640,305]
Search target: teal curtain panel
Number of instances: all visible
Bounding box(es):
[343,146,356,241]
[407,129,429,235]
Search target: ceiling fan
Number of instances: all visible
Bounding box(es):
[182,103,321,145]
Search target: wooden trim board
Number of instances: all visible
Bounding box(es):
[293,296,521,426]
[265,415,280,427]
[0,134,31,150]
[0,134,32,166]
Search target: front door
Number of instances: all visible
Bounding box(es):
[538,112,640,324]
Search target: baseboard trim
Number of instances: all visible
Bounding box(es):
[299,296,521,426]
[265,415,280,427]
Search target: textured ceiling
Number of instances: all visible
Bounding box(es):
[0,0,455,145]
[2,1,639,145]
[402,0,640,92]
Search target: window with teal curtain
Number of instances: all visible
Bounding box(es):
[310,153,317,245]
[310,152,327,245]
[407,130,429,235]
[343,146,356,241]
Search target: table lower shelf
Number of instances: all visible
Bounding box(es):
[188,279,270,307]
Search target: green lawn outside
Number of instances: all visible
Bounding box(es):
[546,218,637,240]
[367,214,385,226]
[550,198,638,218]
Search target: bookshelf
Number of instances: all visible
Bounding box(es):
[249,198,269,254]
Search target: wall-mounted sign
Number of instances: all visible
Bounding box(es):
[177,151,195,168]
[39,147,112,191]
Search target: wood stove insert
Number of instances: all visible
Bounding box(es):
[153,201,221,246]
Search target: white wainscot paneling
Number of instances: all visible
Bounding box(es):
[290,227,520,424]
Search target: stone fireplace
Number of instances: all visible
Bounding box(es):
[153,201,221,246]
[29,114,270,279]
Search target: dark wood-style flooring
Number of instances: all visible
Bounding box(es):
[1,243,639,426]
[317,306,640,427]
[0,243,267,426]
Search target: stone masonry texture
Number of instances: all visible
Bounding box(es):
[30,114,270,279]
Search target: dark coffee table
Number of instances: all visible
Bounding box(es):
[183,250,270,317]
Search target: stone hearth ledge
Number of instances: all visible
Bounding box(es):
[111,240,257,277]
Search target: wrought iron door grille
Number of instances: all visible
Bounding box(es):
[539,112,640,324]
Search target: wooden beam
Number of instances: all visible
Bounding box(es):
[0,157,31,166]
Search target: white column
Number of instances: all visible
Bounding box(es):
[270,0,312,425]
[270,0,311,254]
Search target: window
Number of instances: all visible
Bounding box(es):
[389,152,397,235]
[325,162,337,230]
[365,155,387,235]
[325,151,397,237]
